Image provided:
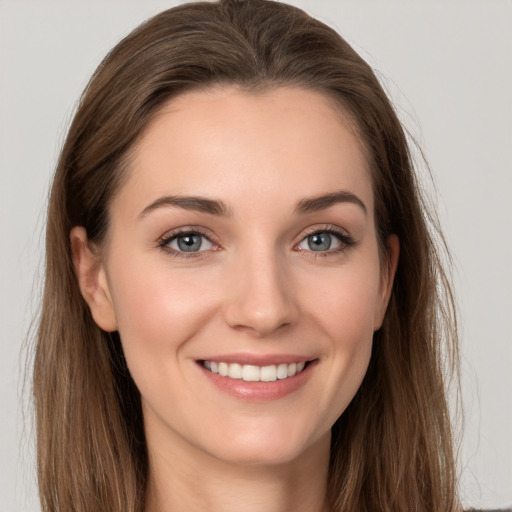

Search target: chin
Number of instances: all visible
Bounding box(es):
[203,422,331,468]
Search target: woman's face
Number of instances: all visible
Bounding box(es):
[76,86,398,467]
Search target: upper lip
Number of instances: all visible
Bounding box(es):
[197,353,316,366]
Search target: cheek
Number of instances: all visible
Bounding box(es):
[304,261,381,343]
[108,260,220,363]
[299,259,380,417]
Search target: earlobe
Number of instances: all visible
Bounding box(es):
[70,226,118,332]
[374,234,400,330]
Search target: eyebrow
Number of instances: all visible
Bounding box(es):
[139,189,367,218]
[294,190,367,216]
[139,195,230,218]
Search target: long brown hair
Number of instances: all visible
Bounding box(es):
[33,1,461,510]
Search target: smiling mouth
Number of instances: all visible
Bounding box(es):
[201,360,308,382]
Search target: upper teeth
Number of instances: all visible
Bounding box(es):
[203,361,306,382]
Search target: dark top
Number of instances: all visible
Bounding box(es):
[466,509,512,512]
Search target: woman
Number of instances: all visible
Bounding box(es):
[33,0,463,510]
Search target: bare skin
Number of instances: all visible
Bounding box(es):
[144,429,330,512]
[72,86,399,512]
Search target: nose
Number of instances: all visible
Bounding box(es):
[223,248,299,337]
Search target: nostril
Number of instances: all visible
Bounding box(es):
[229,321,292,338]
[222,262,299,336]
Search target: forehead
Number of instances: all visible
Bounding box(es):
[115,86,373,219]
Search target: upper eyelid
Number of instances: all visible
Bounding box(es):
[158,226,217,244]
[297,224,351,239]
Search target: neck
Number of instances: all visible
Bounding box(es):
[144,428,330,512]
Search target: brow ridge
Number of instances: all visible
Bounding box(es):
[294,190,367,215]
[139,195,229,217]
[140,190,366,218]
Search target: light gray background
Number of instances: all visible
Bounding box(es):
[1,1,511,510]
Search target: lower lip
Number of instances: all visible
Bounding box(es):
[197,360,317,401]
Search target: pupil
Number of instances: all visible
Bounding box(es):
[178,234,201,252]
[308,233,331,251]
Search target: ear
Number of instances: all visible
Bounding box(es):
[70,226,118,332]
[374,234,400,330]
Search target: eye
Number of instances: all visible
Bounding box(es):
[298,231,340,252]
[160,231,214,254]
[296,228,355,254]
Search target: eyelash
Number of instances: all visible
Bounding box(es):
[157,227,218,259]
[294,225,357,258]
[157,225,357,259]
